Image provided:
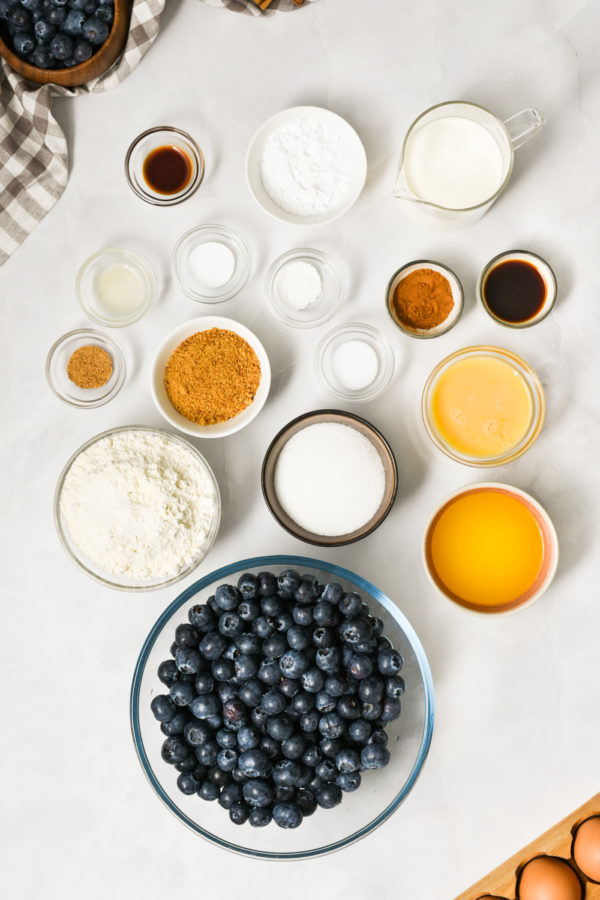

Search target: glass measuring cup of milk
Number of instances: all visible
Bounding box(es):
[394,101,544,229]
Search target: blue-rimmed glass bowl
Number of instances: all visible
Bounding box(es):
[130,556,434,860]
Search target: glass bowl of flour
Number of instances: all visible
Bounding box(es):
[54,426,221,591]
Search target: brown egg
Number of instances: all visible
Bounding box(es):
[518,856,583,900]
[573,815,600,881]
[476,895,510,899]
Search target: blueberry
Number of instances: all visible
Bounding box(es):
[335,748,361,774]
[299,710,319,733]
[218,782,243,810]
[216,748,238,772]
[358,676,385,703]
[300,667,324,694]
[195,741,219,767]
[281,734,305,760]
[205,714,222,730]
[95,3,114,22]
[81,14,108,44]
[238,749,271,779]
[234,655,258,681]
[21,0,42,9]
[315,691,336,713]
[157,659,179,687]
[184,719,211,747]
[319,712,346,740]
[386,676,405,699]
[257,659,281,685]
[274,611,294,634]
[295,787,318,816]
[301,745,322,767]
[190,694,220,719]
[338,591,362,616]
[236,633,261,656]
[198,780,219,801]
[238,598,261,621]
[279,677,300,699]
[169,681,195,707]
[336,771,361,792]
[13,30,35,55]
[63,8,85,34]
[260,594,283,616]
[261,689,285,715]
[308,774,324,793]
[46,6,66,24]
[294,575,320,605]
[215,682,236,703]
[161,736,188,764]
[368,727,388,747]
[346,653,373,681]
[151,694,176,723]
[292,604,313,626]
[237,572,259,600]
[277,569,301,597]
[260,735,280,760]
[379,697,401,723]
[315,759,337,782]
[194,672,214,695]
[212,659,235,682]
[218,612,243,639]
[273,802,303,829]
[175,647,201,674]
[325,675,347,697]
[279,650,309,679]
[70,0,89,7]
[316,783,342,809]
[377,635,392,652]
[272,759,301,787]
[199,632,227,660]
[223,698,247,725]
[290,692,315,715]
[258,571,277,597]
[249,807,272,827]
[252,616,275,640]
[315,646,341,674]
[207,595,219,614]
[243,779,273,808]
[177,772,201,795]
[214,583,240,611]
[30,47,53,66]
[235,726,259,752]
[8,6,31,28]
[266,714,293,742]
[262,633,287,659]
[361,701,382,721]
[339,616,372,646]
[348,719,371,744]
[286,625,310,651]
[313,600,339,628]
[161,711,188,736]
[237,679,263,708]
[354,636,378,655]
[274,785,296,802]
[215,728,237,750]
[188,603,215,630]
[360,744,390,770]
[320,582,343,605]
[209,765,231,788]
[377,647,403,676]
[250,706,269,729]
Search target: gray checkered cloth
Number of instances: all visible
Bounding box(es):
[200,0,317,15]
[0,0,165,267]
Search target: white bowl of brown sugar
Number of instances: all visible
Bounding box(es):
[150,316,271,438]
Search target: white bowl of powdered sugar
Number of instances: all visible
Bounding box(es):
[246,106,367,225]
[54,426,221,591]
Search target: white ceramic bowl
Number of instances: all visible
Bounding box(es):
[150,316,271,438]
[245,106,367,226]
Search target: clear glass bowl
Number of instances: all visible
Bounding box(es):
[421,346,545,467]
[171,225,250,303]
[46,328,126,408]
[265,248,342,328]
[54,426,221,591]
[130,555,434,859]
[386,260,463,339]
[124,126,205,206]
[76,247,156,328]
[314,323,395,402]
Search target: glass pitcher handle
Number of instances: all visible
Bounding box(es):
[503,107,544,150]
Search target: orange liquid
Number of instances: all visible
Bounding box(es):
[427,489,544,610]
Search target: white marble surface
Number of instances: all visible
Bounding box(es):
[2,1,600,897]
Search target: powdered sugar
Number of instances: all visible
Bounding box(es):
[260,118,353,216]
[60,430,218,582]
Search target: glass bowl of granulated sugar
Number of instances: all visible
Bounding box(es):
[54,426,221,591]
[246,106,367,225]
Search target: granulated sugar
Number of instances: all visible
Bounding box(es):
[260,118,353,217]
[274,423,386,536]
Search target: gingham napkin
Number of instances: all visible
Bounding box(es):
[0,0,165,266]
[200,0,317,15]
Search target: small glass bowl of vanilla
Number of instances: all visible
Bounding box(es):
[76,248,156,327]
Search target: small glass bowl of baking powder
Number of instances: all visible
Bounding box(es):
[314,322,395,403]
[46,329,126,408]
[171,225,250,303]
[265,248,342,328]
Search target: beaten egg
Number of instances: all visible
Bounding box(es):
[518,856,583,900]
[573,814,600,882]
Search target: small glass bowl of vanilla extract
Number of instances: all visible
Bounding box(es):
[125,126,205,206]
[478,249,557,328]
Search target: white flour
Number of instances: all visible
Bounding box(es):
[261,118,352,216]
[60,431,218,581]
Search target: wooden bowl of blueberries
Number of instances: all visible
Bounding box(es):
[0,0,131,87]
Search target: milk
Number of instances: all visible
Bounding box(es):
[403,116,507,210]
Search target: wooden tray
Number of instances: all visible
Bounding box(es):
[0,0,131,87]
[455,794,600,899]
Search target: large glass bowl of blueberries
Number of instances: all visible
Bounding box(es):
[130,556,434,859]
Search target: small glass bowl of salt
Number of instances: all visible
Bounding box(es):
[265,248,342,328]
[171,225,250,303]
[315,322,395,402]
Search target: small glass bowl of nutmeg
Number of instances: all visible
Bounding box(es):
[46,329,126,408]
[386,260,463,338]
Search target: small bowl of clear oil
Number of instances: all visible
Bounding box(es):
[76,247,156,327]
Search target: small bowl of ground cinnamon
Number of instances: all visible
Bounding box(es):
[386,260,463,339]
[46,329,126,408]
[151,316,271,438]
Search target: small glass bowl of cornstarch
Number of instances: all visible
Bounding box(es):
[54,426,221,591]
[315,323,395,402]
[171,225,250,303]
[265,248,342,328]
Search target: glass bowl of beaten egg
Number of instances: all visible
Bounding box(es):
[130,555,434,859]
[421,345,545,467]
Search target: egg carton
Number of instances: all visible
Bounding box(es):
[455,793,600,899]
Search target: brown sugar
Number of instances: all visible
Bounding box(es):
[164,328,261,426]
[391,268,454,331]
[67,345,113,389]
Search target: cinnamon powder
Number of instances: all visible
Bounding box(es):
[391,268,454,331]
[67,345,113,389]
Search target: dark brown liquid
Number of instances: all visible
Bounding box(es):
[142,145,192,195]
[483,259,547,324]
